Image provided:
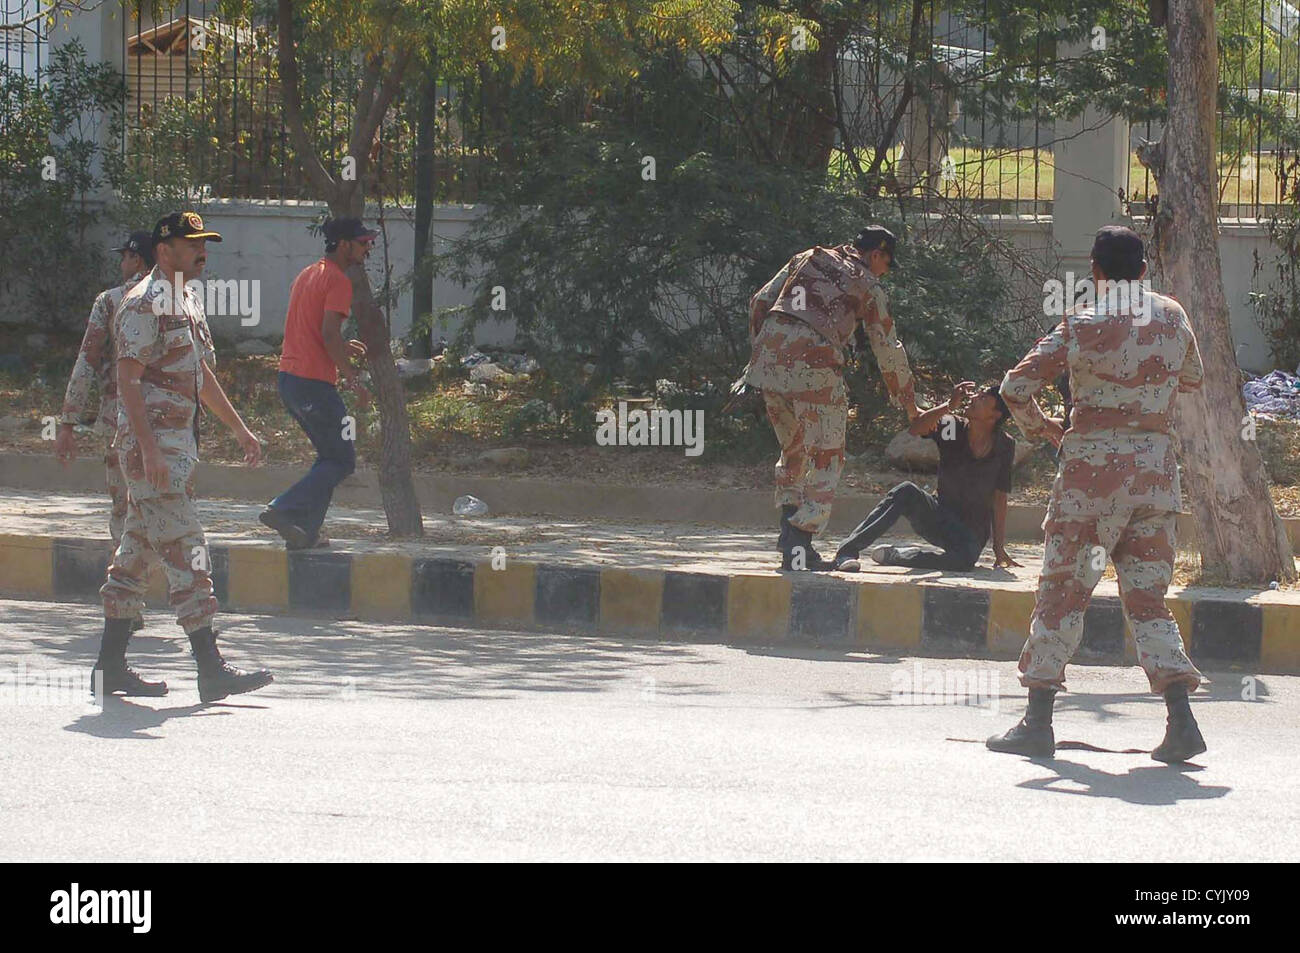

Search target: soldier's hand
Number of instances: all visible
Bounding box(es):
[1044,419,1066,449]
[346,339,367,361]
[237,428,263,467]
[55,424,77,466]
[143,447,169,492]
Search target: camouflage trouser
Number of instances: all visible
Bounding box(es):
[745,314,847,535]
[100,467,217,634]
[1019,506,1202,694]
[104,439,128,544]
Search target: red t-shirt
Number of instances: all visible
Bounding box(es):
[279,258,353,383]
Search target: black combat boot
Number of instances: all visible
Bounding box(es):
[987,688,1056,757]
[1151,684,1207,763]
[777,504,798,552]
[781,526,836,571]
[189,626,274,703]
[91,618,168,697]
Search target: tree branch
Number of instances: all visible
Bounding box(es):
[276,0,337,199]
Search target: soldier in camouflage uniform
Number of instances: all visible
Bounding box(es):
[743,226,918,570]
[94,211,273,704]
[989,226,1207,763]
[56,232,151,548]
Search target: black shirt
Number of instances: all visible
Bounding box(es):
[926,418,1014,550]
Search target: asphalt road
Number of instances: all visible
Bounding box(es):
[1,599,1295,862]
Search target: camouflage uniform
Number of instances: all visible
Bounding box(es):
[744,244,915,534]
[59,273,144,542]
[1000,291,1205,694]
[100,268,219,634]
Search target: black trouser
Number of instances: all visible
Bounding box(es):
[834,481,983,570]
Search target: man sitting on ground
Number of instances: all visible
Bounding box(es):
[834,381,1021,572]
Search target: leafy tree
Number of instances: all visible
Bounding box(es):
[0,41,122,332]
[1142,0,1296,584]
[430,53,1029,430]
[262,0,774,535]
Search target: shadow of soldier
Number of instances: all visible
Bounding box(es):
[1017,758,1230,806]
[64,696,232,741]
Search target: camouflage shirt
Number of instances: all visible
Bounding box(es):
[750,244,915,409]
[1000,290,1205,517]
[59,273,145,432]
[112,268,216,482]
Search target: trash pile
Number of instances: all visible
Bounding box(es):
[458,348,540,393]
[1242,369,1300,420]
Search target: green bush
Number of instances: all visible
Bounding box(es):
[431,131,1037,425]
[0,43,123,332]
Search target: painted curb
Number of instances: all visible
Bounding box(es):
[2,533,1297,675]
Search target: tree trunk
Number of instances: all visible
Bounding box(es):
[1154,1,1295,582]
[332,195,424,538]
[411,69,437,358]
[277,0,422,537]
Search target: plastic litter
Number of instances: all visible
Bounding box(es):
[452,495,489,517]
[1242,369,1300,419]
[470,362,510,382]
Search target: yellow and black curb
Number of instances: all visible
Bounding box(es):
[2,533,1299,674]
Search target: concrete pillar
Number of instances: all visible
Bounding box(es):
[49,1,126,195]
[1051,42,1131,282]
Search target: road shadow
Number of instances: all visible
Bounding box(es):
[64,697,224,740]
[1017,758,1231,805]
[6,601,722,704]
[741,645,903,665]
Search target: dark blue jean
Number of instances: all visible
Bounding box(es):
[834,481,982,570]
[269,371,355,538]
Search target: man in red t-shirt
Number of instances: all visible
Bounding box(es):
[259,217,376,548]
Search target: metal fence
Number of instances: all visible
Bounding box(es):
[1125,0,1300,218]
[1,0,48,78]
[6,0,1300,218]
[112,0,456,203]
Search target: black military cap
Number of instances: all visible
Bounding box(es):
[323,217,379,244]
[152,210,222,246]
[853,225,897,261]
[112,231,155,265]
[1091,225,1145,280]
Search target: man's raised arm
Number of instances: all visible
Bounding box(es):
[1000,322,1068,448]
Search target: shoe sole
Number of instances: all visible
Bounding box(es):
[91,669,169,698]
[198,672,274,704]
[986,741,1056,757]
[258,510,310,549]
[94,685,169,698]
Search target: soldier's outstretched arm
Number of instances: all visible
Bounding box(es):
[55,291,114,465]
[197,360,263,466]
[748,258,794,341]
[862,286,918,420]
[1000,322,1068,447]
